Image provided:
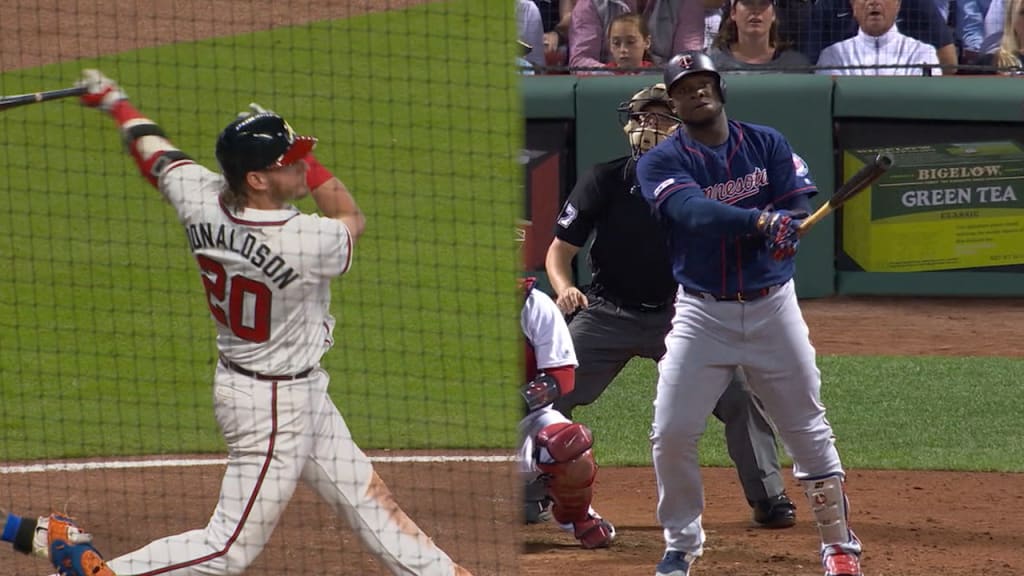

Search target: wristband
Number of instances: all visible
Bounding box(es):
[110,99,146,125]
[12,517,36,554]
[1,513,20,543]
[304,154,334,190]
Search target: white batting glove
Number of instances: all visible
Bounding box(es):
[76,69,128,112]
[235,102,276,120]
[32,514,93,559]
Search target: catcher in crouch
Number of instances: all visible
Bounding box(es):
[518,275,615,549]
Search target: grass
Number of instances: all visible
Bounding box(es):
[1,3,1020,476]
[574,355,1024,472]
[0,1,523,460]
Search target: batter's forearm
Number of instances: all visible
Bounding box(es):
[309,176,365,241]
[77,70,189,189]
[661,192,760,236]
[107,100,189,188]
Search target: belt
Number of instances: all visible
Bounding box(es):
[219,355,315,381]
[682,284,782,303]
[599,292,671,312]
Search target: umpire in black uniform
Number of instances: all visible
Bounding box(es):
[544,83,796,528]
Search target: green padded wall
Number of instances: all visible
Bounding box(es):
[833,76,1024,121]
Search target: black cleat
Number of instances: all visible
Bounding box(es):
[752,492,797,529]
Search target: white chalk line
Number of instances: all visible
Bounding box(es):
[0,454,516,475]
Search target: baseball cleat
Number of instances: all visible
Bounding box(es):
[823,549,863,576]
[574,515,615,549]
[753,492,797,529]
[655,550,695,576]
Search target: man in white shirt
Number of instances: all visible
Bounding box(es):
[815,0,942,75]
[517,0,547,68]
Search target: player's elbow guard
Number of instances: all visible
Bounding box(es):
[120,120,192,187]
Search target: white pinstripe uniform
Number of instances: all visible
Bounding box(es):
[107,162,460,576]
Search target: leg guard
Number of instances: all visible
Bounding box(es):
[534,422,597,525]
[801,474,862,557]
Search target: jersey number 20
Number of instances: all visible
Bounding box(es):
[197,255,272,343]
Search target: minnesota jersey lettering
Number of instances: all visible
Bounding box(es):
[702,168,768,203]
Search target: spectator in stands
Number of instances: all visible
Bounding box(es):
[704,0,728,50]
[709,0,813,72]
[569,0,639,70]
[535,0,575,68]
[518,0,547,69]
[646,0,717,62]
[606,13,659,71]
[773,0,815,55]
[518,40,540,75]
[569,0,709,70]
[980,0,1024,72]
[983,0,1009,55]
[803,0,957,70]
[815,0,943,74]
[959,0,996,64]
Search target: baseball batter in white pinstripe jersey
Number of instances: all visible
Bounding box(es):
[76,69,474,576]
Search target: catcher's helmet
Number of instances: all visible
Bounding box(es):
[663,51,727,103]
[616,83,679,159]
[215,112,317,189]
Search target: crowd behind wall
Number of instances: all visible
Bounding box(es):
[514,0,1024,75]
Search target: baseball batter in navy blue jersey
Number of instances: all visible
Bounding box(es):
[637,52,863,576]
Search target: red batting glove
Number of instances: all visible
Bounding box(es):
[76,69,128,112]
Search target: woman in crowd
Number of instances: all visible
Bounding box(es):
[708,0,811,74]
[983,0,1024,73]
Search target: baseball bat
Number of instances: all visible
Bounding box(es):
[0,86,87,112]
[798,152,895,234]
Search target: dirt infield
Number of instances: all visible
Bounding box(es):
[4,456,518,575]
[1,0,439,72]
[521,296,1024,576]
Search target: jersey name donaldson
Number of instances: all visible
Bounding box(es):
[161,162,352,375]
[186,222,300,289]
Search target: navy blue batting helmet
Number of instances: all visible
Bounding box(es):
[663,51,727,103]
[215,113,317,189]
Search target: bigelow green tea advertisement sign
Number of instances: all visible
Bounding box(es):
[840,141,1024,272]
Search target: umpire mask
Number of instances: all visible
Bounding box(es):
[617,83,680,160]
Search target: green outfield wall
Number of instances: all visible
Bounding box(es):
[522,74,1024,298]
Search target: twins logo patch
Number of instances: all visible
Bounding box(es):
[793,153,809,177]
[557,203,578,228]
[653,178,676,198]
